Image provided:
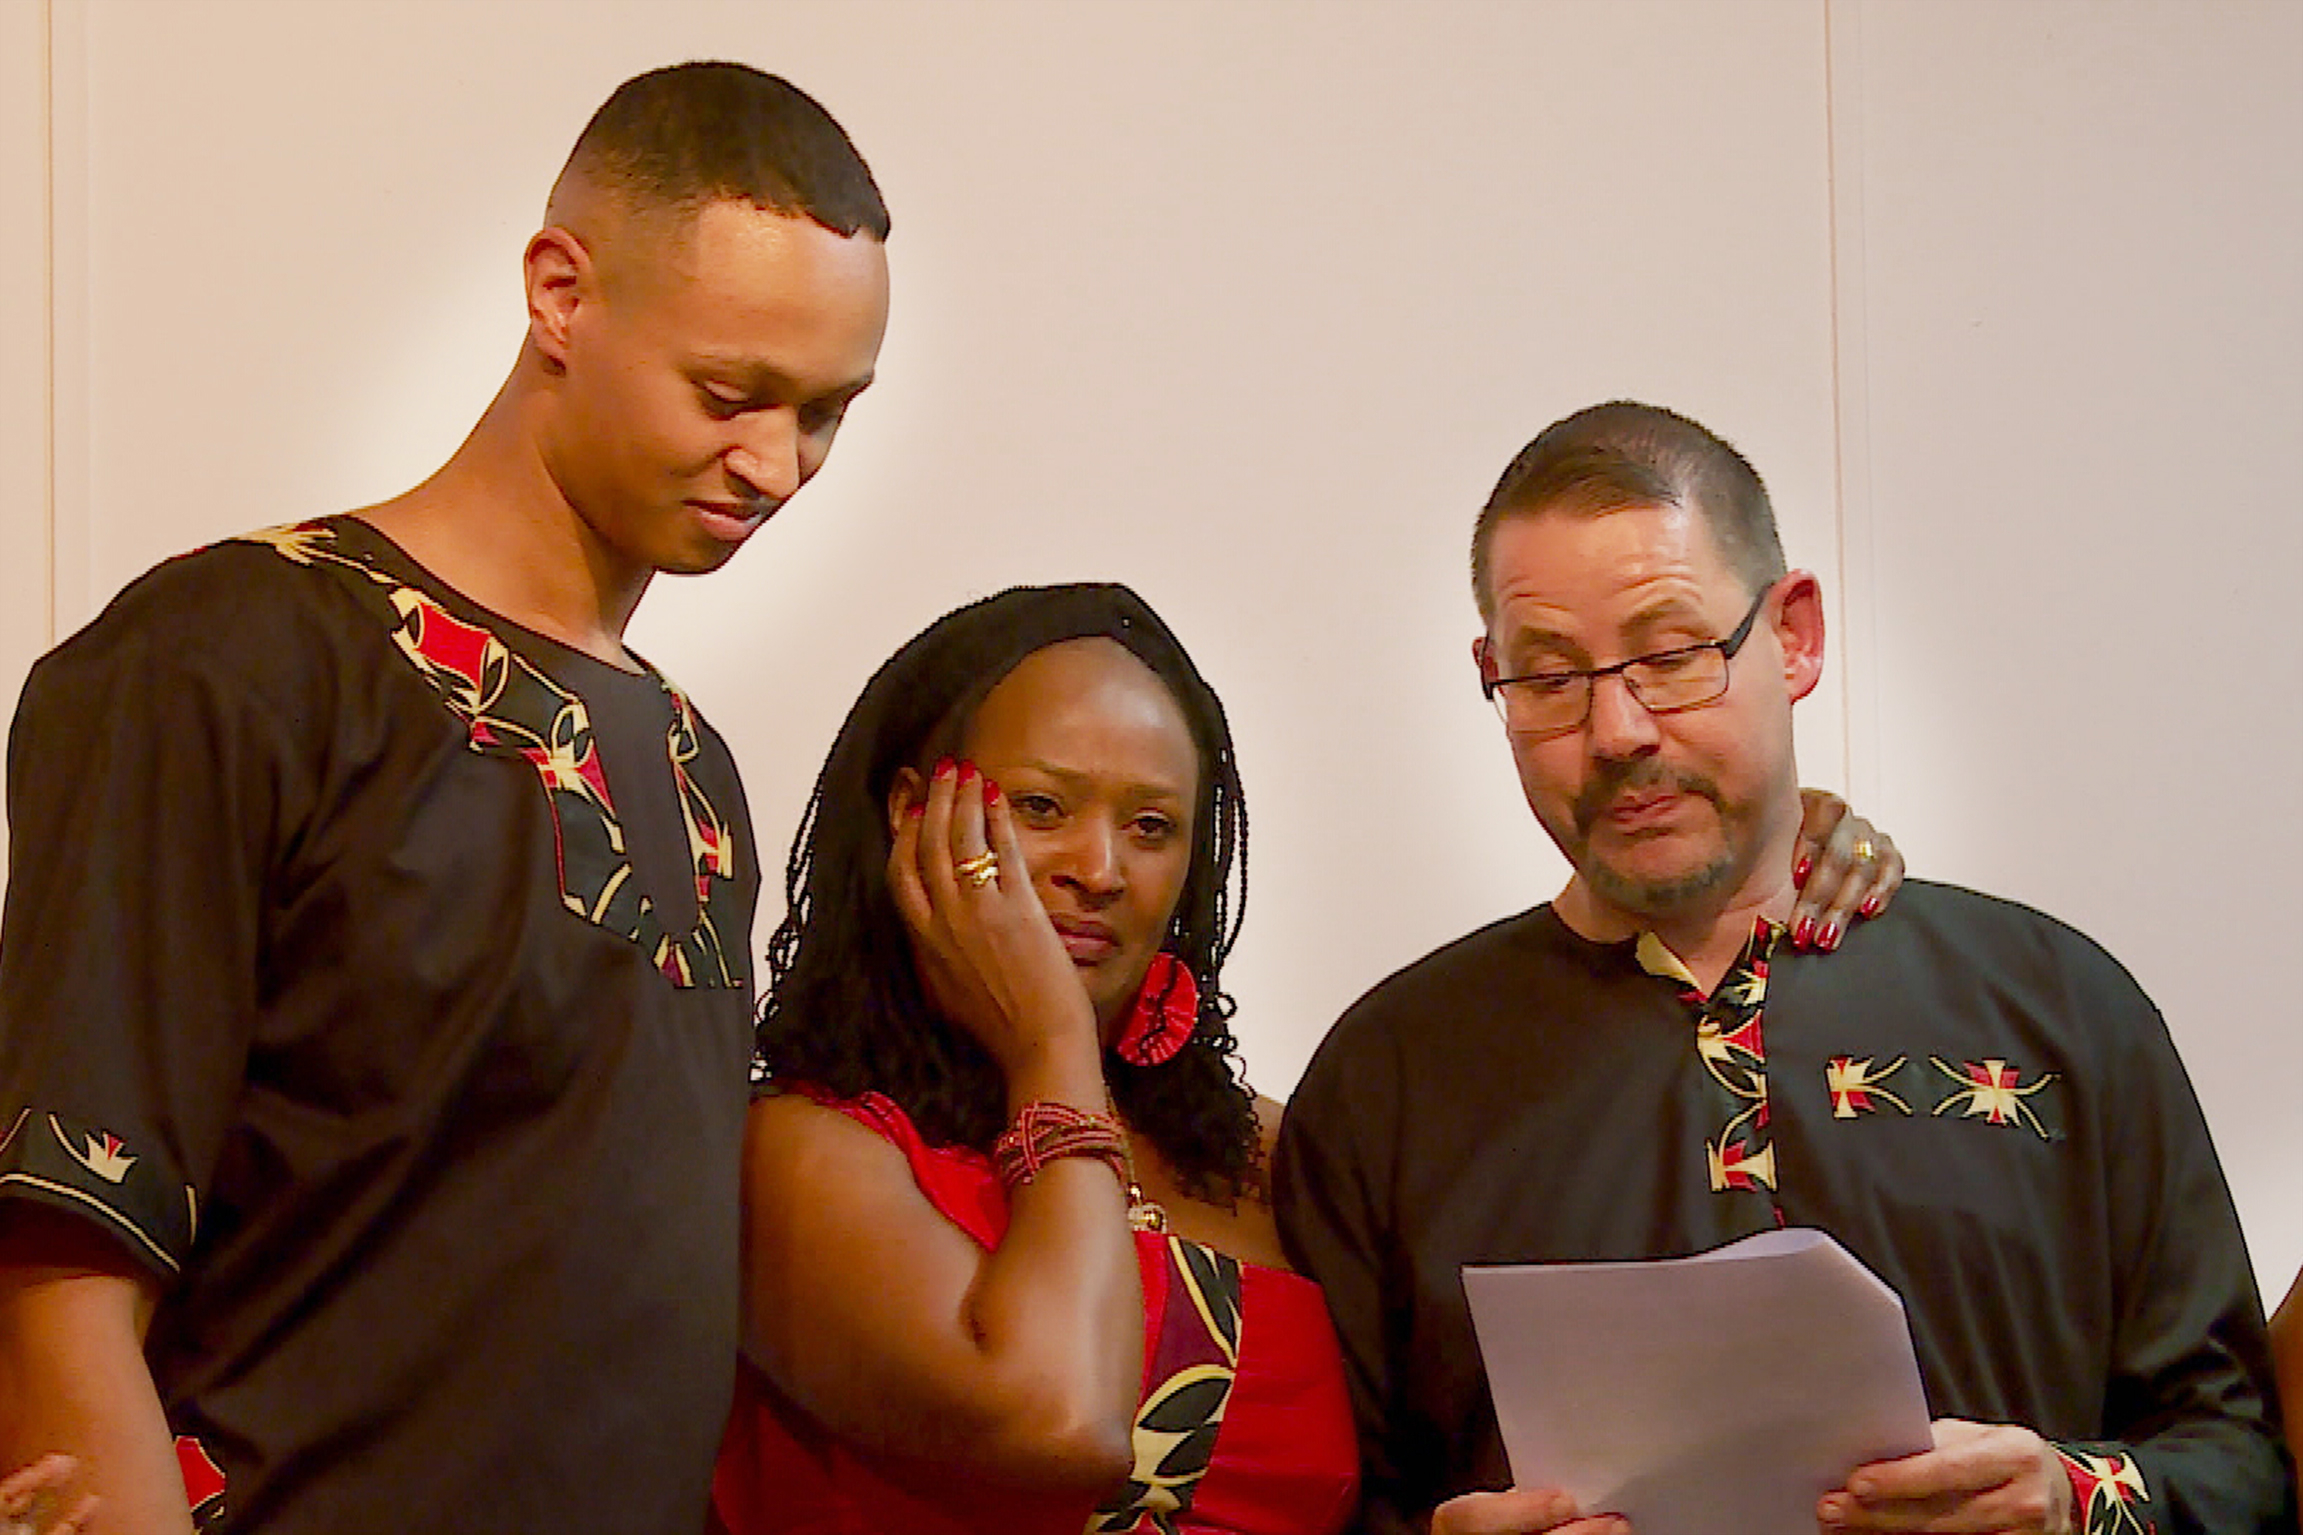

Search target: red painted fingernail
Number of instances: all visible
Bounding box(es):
[1793,856,1813,888]
[1859,896,1881,919]
[907,802,924,819]
[1821,922,1841,950]
[982,778,1000,807]
[956,759,977,785]
[933,756,954,778]
[1793,916,1814,948]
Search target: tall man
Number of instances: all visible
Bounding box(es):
[0,62,890,1532]
[1276,402,2292,1535]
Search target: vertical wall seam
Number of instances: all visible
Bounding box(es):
[41,0,56,646]
[1822,0,1879,807]
[47,0,86,644]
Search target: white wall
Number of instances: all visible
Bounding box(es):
[0,0,53,746]
[2,0,2295,1292]
[1837,0,2303,1297]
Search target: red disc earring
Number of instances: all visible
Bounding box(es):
[1116,952,1199,1067]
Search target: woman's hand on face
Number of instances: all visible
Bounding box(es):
[1791,789,1905,951]
[888,759,1100,1080]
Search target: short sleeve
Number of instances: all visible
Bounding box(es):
[0,558,299,1278]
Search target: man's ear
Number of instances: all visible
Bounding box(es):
[524,226,591,369]
[1773,571,1827,703]
[1472,633,1498,685]
[886,766,926,839]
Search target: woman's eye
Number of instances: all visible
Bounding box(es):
[1010,794,1061,824]
[1132,815,1178,843]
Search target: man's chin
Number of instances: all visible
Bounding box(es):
[1582,849,1736,921]
[655,541,744,577]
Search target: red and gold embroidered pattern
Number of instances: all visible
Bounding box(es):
[1089,1236,1244,1533]
[1639,921,1781,1195]
[238,520,742,989]
[176,1435,228,1529]
[57,1118,138,1183]
[1826,1055,1913,1119]
[0,1109,195,1273]
[1928,1057,2059,1141]
[2054,1442,2155,1534]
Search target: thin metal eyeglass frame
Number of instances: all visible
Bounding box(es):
[1481,585,1774,738]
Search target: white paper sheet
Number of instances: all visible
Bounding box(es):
[1463,1228,1933,1534]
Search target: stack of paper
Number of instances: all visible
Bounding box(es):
[1464,1228,1933,1533]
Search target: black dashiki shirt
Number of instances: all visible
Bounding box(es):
[0,516,759,1533]
[1277,882,2293,1535]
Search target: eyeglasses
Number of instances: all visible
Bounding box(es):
[1482,586,1772,738]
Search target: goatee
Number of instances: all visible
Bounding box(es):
[1571,760,1738,918]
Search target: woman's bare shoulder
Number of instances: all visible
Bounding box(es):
[742,1090,922,1200]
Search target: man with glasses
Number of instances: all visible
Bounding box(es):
[1275,401,2291,1535]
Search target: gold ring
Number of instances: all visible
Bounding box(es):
[954,851,1000,888]
[1852,839,1876,862]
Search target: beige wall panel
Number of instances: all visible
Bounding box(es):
[0,0,55,871]
[1845,0,2303,1288]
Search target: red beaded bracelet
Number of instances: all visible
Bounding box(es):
[991,1101,1128,1190]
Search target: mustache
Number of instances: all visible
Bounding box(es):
[1572,759,1723,837]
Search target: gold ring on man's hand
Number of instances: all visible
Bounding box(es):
[954,851,1000,888]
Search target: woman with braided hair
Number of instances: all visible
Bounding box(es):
[710,582,1901,1535]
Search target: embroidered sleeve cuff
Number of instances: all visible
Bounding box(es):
[2051,1440,2155,1535]
[0,1106,195,1276]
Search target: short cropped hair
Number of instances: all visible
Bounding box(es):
[1472,401,1786,620]
[561,60,890,239]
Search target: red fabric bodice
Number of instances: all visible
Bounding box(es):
[712,1090,1358,1535]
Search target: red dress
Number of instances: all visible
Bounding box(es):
[713,1091,1359,1535]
